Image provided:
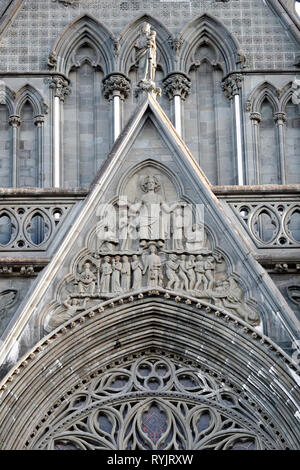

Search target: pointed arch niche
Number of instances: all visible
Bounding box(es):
[179,16,239,185]
[49,15,113,188]
[0,85,14,187]
[14,85,46,188]
[248,83,282,184]
[280,84,300,184]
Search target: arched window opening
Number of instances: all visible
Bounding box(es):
[63,44,109,188]
[18,101,38,187]
[185,44,235,185]
[285,99,300,183]
[259,99,280,184]
[0,104,12,187]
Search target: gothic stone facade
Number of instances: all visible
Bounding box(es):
[0,0,299,450]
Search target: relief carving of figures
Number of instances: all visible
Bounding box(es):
[131,175,185,248]
[121,256,131,291]
[77,262,96,295]
[166,254,180,290]
[45,296,87,333]
[143,244,163,288]
[100,256,112,293]
[131,255,143,290]
[135,22,157,84]
[194,255,207,291]
[96,206,118,252]
[211,276,260,326]
[111,256,122,294]
[178,255,189,291]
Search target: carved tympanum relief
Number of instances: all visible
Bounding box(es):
[45,166,260,332]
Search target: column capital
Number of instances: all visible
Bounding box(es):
[222,73,243,100]
[8,115,21,127]
[34,115,45,126]
[250,112,261,124]
[47,76,71,102]
[274,112,286,124]
[103,73,131,101]
[162,72,191,101]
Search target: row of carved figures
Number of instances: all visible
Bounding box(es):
[75,248,217,296]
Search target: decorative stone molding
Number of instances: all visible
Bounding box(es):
[103,73,131,101]
[162,72,191,101]
[168,35,184,55]
[8,114,21,127]
[34,115,45,127]
[274,112,287,124]
[250,112,261,123]
[222,74,243,100]
[47,51,57,69]
[47,76,71,102]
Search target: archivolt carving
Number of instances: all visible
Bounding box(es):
[33,355,268,450]
[44,164,260,331]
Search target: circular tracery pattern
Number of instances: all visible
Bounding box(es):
[32,355,274,450]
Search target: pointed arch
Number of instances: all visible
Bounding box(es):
[15,84,47,117]
[248,81,280,114]
[178,14,242,75]
[49,14,115,76]
[0,84,15,115]
[0,293,299,449]
[117,14,174,76]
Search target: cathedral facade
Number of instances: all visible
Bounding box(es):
[0,0,299,450]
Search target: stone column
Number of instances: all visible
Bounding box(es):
[8,115,21,187]
[34,115,45,187]
[222,74,244,185]
[274,112,287,184]
[48,76,71,188]
[103,73,131,141]
[162,72,191,137]
[250,112,261,184]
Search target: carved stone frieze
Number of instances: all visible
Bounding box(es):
[162,73,191,101]
[222,74,243,100]
[103,74,131,101]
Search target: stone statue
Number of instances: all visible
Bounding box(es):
[143,244,162,288]
[135,22,157,83]
[100,256,112,293]
[172,206,184,251]
[131,255,143,290]
[165,254,180,290]
[121,255,131,292]
[204,256,215,291]
[77,262,96,295]
[111,256,122,294]
[186,255,196,290]
[194,255,207,291]
[132,175,185,247]
[178,254,189,291]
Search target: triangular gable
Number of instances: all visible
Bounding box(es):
[0,93,299,370]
